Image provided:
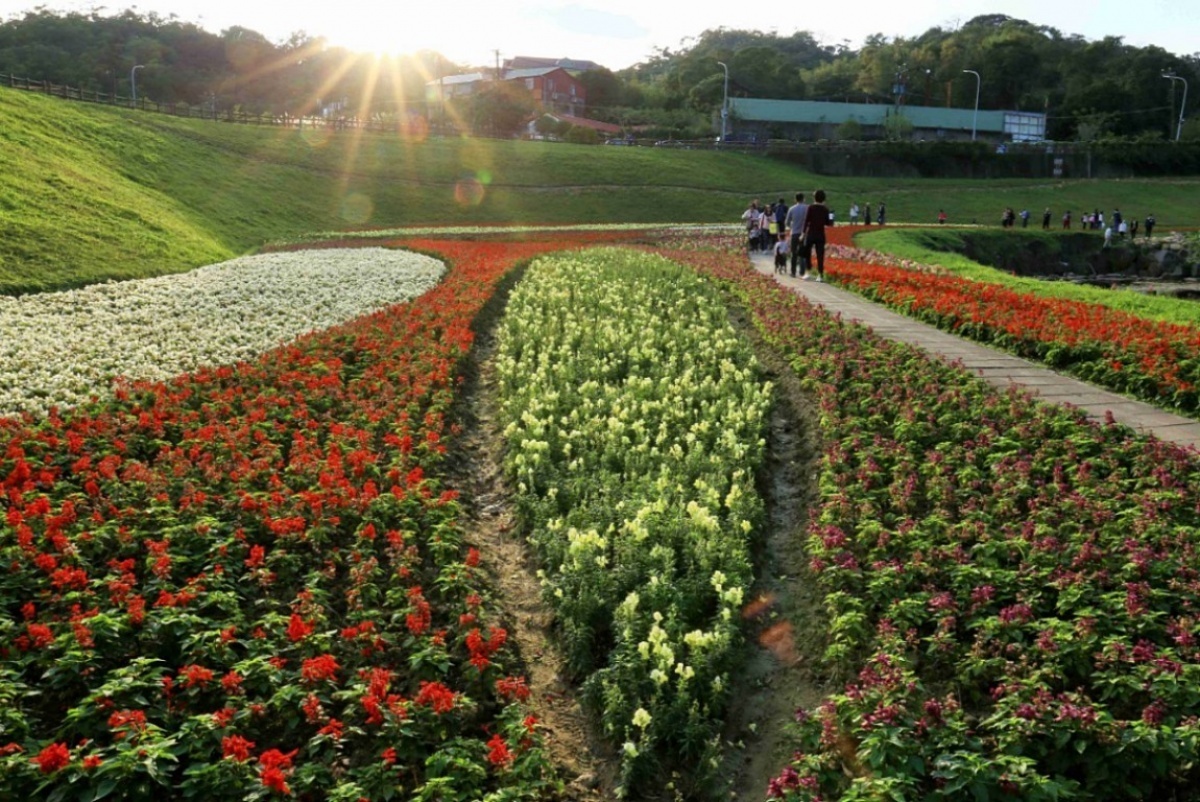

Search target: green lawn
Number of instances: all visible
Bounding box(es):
[5,85,1200,294]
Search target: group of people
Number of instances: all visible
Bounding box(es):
[742,192,835,282]
[847,201,885,226]
[742,199,790,255]
[995,206,1158,238]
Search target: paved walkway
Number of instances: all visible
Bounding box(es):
[749,253,1200,451]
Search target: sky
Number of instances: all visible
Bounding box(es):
[1,0,1193,70]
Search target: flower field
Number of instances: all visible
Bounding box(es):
[0,248,446,418]
[494,248,770,795]
[822,230,1200,416]
[6,222,1200,802]
[0,239,566,801]
[674,237,1200,800]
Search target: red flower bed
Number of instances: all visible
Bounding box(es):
[0,238,570,799]
[823,237,1200,413]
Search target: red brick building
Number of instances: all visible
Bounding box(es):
[426,67,586,116]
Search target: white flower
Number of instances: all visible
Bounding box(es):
[1,248,444,418]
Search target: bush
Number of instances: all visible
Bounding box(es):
[563,125,601,145]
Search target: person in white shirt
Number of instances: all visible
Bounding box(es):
[742,201,761,252]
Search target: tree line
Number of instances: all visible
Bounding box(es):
[1,9,1197,142]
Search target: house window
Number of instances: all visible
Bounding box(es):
[526,79,534,90]
[570,85,576,96]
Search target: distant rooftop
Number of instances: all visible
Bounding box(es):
[504,56,605,73]
[730,98,1011,133]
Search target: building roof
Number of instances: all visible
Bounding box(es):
[506,56,604,72]
[432,72,487,87]
[729,98,1011,133]
[503,67,572,81]
[426,67,577,87]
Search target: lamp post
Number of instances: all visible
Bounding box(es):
[717,60,729,143]
[1163,71,1189,142]
[963,69,980,141]
[130,64,144,107]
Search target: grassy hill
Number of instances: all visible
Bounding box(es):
[5,86,1200,294]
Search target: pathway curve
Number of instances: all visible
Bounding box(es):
[748,252,1200,451]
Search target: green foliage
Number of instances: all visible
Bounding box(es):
[464,82,537,138]
[835,118,863,140]
[563,125,601,145]
[0,9,448,115]
[882,113,914,141]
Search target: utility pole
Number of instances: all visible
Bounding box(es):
[493,49,501,80]
[130,64,144,108]
[717,61,729,143]
[1163,71,1189,142]
[963,69,981,141]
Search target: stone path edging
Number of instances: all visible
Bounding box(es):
[748,252,1200,451]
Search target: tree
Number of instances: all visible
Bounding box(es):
[467,81,537,137]
[564,125,601,144]
[836,118,864,140]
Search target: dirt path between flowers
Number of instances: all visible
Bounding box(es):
[715,301,835,801]
[446,266,621,801]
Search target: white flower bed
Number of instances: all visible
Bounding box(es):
[283,222,736,244]
[0,248,444,417]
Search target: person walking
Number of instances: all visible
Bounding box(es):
[877,201,886,226]
[1020,208,1030,228]
[784,193,809,278]
[937,209,947,224]
[850,202,860,225]
[774,198,788,239]
[1042,207,1052,230]
[863,203,872,226]
[1145,214,1156,238]
[1062,210,1071,229]
[801,189,833,282]
[742,201,761,252]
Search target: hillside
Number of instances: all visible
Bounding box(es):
[0,89,822,294]
[5,87,1200,295]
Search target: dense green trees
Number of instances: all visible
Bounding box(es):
[0,10,1197,141]
[610,16,1199,141]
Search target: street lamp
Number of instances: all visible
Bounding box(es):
[963,69,980,141]
[1163,71,1189,142]
[717,60,729,143]
[131,64,144,107]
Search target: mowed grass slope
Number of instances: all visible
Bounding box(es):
[5,85,1200,295]
[0,89,819,294]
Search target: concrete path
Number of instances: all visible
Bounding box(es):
[748,253,1200,451]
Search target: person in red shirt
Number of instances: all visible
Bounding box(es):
[801,189,833,282]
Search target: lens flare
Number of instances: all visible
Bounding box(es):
[299,124,334,149]
[340,193,374,225]
[758,621,798,664]
[399,115,430,142]
[454,176,486,207]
